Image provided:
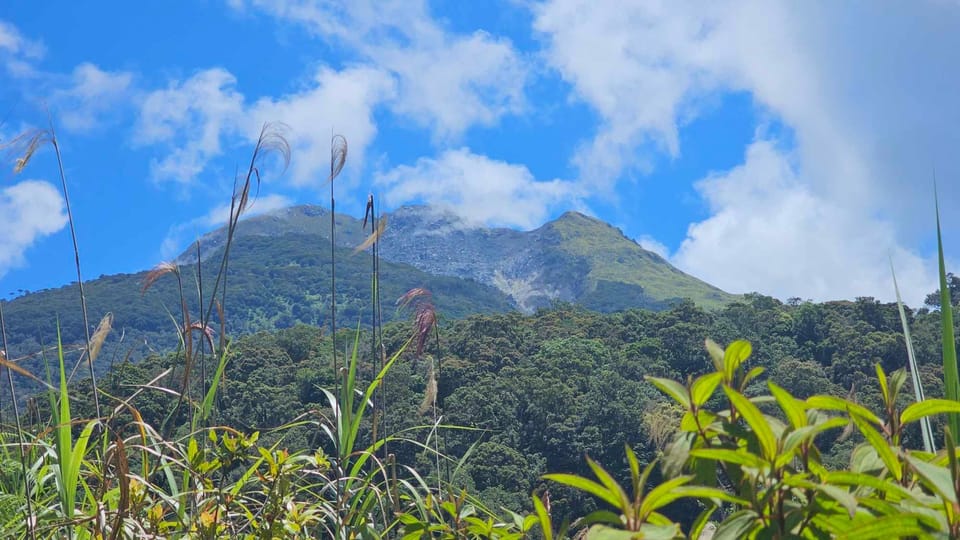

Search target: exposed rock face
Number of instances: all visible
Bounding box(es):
[178,203,734,313]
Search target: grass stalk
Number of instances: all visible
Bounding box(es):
[891,260,935,452]
[0,302,35,540]
[46,121,101,420]
[935,194,960,438]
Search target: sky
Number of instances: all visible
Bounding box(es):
[1,1,959,307]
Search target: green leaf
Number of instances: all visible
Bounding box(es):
[691,372,723,407]
[723,386,776,461]
[806,395,882,426]
[713,510,759,540]
[586,457,632,513]
[901,399,960,425]
[639,476,690,518]
[815,483,858,518]
[891,259,936,453]
[769,381,807,429]
[723,340,752,382]
[690,448,766,470]
[905,454,957,503]
[532,494,553,540]
[645,377,691,409]
[824,471,913,500]
[836,514,930,539]
[850,414,901,482]
[544,473,621,509]
[935,193,960,439]
[705,338,725,372]
[875,363,889,405]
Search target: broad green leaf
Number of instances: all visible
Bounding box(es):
[645,377,691,409]
[532,494,553,540]
[690,448,766,469]
[584,525,638,540]
[769,381,807,429]
[586,457,632,513]
[713,510,759,540]
[723,340,752,382]
[851,414,901,482]
[777,418,847,468]
[836,514,930,539]
[825,471,913,500]
[639,476,690,518]
[816,483,858,518]
[901,399,960,425]
[691,372,723,407]
[806,395,882,426]
[875,363,890,405]
[905,454,956,503]
[741,366,765,388]
[544,473,620,509]
[705,338,725,372]
[724,386,776,461]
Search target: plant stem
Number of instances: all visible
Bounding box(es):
[0,302,35,540]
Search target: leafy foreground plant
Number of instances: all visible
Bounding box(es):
[546,338,960,539]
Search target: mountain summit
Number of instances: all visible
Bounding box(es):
[184,204,733,312]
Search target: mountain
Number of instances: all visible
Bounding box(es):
[0,204,732,393]
[183,204,734,312]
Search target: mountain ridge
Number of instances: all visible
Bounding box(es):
[178,204,734,311]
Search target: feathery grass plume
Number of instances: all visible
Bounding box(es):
[141,261,179,294]
[353,216,388,254]
[6,129,47,173]
[8,121,102,418]
[187,321,216,354]
[328,134,348,184]
[419,358,437,414]
[86,312,113,366]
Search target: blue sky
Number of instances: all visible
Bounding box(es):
[1,1,959,306]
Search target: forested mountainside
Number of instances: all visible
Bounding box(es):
[56,293,946,525]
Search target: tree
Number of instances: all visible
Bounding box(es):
[925,272,960,308]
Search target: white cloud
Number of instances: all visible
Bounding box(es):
[0,19,44,78]
[135,68,245,185]
[160,193,293,258]
[375,148,579,229]
[136,65,393,187]
[637,235,669,259]
[51,63,134,132]
[229,0,527,139]
[247,66,395,185]
[0,179,67,277]
[534,0,960,301]
[672,140,935,305]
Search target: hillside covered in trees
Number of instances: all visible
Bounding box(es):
[59,292,948,527]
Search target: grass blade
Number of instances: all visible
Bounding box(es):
[891,260,935,452]
[935,193,960,439]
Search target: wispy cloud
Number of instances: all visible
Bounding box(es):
[534,0,960,302]
[376,148,579,229]
[160,193,293,258]
[228,0,528,139]
[134,68,245,185]
[51,63,135,133]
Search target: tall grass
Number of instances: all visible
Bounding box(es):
[935,195,960,438]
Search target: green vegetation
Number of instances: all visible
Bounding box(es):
[541,212,734,310]
[4,120,960,538]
